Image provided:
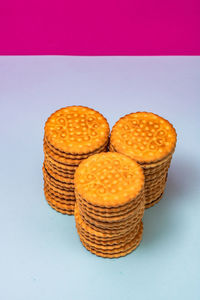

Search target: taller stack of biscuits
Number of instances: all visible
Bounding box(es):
[110,112,177,208]
[74,152,145,258]
[43,106,110,215]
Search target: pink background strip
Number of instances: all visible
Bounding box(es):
[0,0,200,55]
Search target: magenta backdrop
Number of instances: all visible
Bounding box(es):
[0,0,200,55]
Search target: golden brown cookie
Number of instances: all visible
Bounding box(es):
[75,203,141,239]
[45,190,75,210]
[74,153,145,257]
[76,221,141,250]
[77,208,143,235]
[79,206,144,231]
[44,140,83,166]
[44,152,78,172]
[110,143,172,179]
[44,160,74,181]
[44,106,110,155]
[44,181,74,194]
[142,155,172,173]
[144,166,169,182]
[46,198,74,215]
[77,196,144,222]
[44,177,74,194]
[78,222,143,258]
[76,221,141,245]
[74,152,144,207]
[43,164,75,186]
[43,171,75,200]
[145,187,166,204]
[145,173,167,189]
[44,185,75,203]
[110,112,177,164]
[44,135,108,159]
[110,112,177,208]
[44,139,107,168]
[76,191,144,214]
[44,158,76,175]
[145,193,164,208]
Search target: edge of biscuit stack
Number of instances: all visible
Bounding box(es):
[42,107,177,258]
[74,152,145,258]
[110,112,177,208]
[43,106,110,215]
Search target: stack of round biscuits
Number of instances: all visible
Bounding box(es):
[43,106,110,215]
[74,152,145,258]
[110,112,177,208]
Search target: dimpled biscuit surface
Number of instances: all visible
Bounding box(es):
[45,106,110,154]
[74,152,144,207]
[110,112,177,164]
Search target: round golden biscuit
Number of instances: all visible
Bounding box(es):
[110,143,172,171]
[78,205,143,234]
[45,191,75,209]
[44,139,108,167]
[76,191,144,213]
[145,173,167,188]
[145,185,165,198]
[46,198,74,215]
[48,198,75,210]
[44,152,77,173]
[44,160,75,178]
[44,135,108,159]
[44,186,76,204]
[78,200,144,223]
[144,166,169,181]
[43,166,75,193]
[145,193,164,208]
[145,186,165,202]
[44,182,75,198]
[78,222,143,258]
[44,181,74,195]
[44,141,82,166]
[43,173,74,192]
[77,195,144,221]
[74,203,140,239]
[110,112,177,164]
[76,222,141,250]
[45,194,76,208]
[44,106,110,154]
[43,164,75,185]
[43,176,74,192]
[79,206,144,231]
[76,220,141,245]
[74,152,144,207]
[44,161,74,181]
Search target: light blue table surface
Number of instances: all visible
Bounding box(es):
[0,56,200,300]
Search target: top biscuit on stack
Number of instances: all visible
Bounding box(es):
[74,152,145,258]
[43,106,110,215]
[110,112,177,208]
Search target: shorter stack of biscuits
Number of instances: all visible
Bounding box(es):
[43,106,110,215]
[74,152,145,258]
[110,112,177,208]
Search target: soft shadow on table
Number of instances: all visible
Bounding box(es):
[142,156,199,248]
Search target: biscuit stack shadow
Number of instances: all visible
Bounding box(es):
[43,106,110,215]
[110,112,177,208]
[74,152,145,258]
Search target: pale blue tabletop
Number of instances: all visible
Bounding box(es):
[0,56,200,300]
